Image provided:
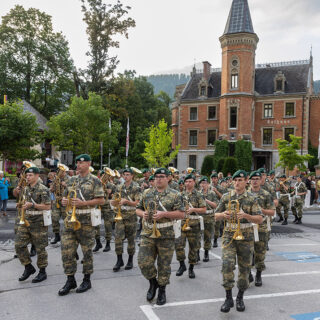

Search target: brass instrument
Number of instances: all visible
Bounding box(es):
[64,183,81,231]
[101,167,115,185]
[148,200,161,238]
[17,161,35,189]
[89,166,95,173]
[19,193,30,227]
[186,167,195,174]
[131,167,142,175]
[114,189,123,222]
[53,163,69,209]
[182,199,191,231]
[113,169,121,178]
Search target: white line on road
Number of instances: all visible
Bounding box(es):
[270,243,319,247]
[263,270,320,278]
[200,248,222,260]
[140,305,160,320]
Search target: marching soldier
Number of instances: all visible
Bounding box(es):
[291,175,307,224]
[140,169,151,191]
[248,171,275,286]
[215,170,263,313]
[199,176,218,262]
[149,175,155,189]
[175,174,206,279]
[58,154,105,295]
[276,175,291,225]
[111,168,141,272]
[137,168,184,305]
[15,166,51,283]
[168,170,179,191]
[178,179,184,193]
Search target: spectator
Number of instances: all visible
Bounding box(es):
[316,176,320,206]
[0,171,11,216]
[310,175,316,206]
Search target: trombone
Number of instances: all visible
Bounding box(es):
[64,183,81,231]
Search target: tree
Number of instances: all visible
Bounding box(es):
[201,155,215,177]
[276,135,313,175]
[222,157,238,177]
[217,158,225,173]
[308,140,318,172]
[77,0,136,95]
[0,102,42,170]
[235,140,252,171]
[0,5,75,118]
[142,119,180,168]
[46,93,121,162]
[213,140,229,168]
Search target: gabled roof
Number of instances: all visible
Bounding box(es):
[22,100,48,130]
[224,0,254,35]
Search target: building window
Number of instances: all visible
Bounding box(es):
[189,155,197,169]
[285,102,295,117]
[274,71,286,92]
[200,86,206,96]
[207,130,217,146]
[284,128,295,142]
[262,128,273,145]
[189,130,198,146]
[208,106,217,120]
[276,80,283,91]
[263,104,273,118]
[231,74,238,89]
[189,107,198,121]
[229,106,237,129]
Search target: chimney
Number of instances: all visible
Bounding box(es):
[202,61,211,81]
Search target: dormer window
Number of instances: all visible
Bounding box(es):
[198,78,208,97]
[274,71,286,92]
[200,86,206,96]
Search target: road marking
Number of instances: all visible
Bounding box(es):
[291,311,320,320]
[263,270,320,278]
[140,305,160,320]
[271,244,319,247]
[200,248,221,260]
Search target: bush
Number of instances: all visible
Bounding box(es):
[214,140,229,168]
[201,155,215,177]
[222,157,238,177]
[235,140,252,171]
[217,158,226,173]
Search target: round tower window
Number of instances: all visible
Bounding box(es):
[232,59,238,66]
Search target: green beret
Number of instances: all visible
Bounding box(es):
[178,179,184,185]
[258,168,267,174]
[184,174,195,182]
[249,171,262,179]
[210,173,218,178]
[75,154,91,162]
[99,170,104,175]
[226,176,232,180]
[232,170,248,180]
[142,168,150,174]
[269,170,275,175]
[154,168,169,176]
[280,174,287,179]
[148,175,155,181]
[25,167,40,174]
[123,168,133,174]
[199,176,209,183]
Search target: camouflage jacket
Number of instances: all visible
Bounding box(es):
[261,181,277,201]
[200,189,219,218]
[210,183,225,196]
[293,181,307,200]
[168,180,180,191]
[102,182,116,209]
[52,174,69,203]
[181,189,206,226]
[139,178,151,191]
[137,187,184,239]
[278,181,291,195]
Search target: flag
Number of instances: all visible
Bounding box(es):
[318,131,320,160]
[125,117,130,158]
[3,95,7,104]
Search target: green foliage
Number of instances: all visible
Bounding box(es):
[217,158,226,173]
[0,102,42,168]
[46,93,121,162]
[129,127,150,168]
[235,140,252,171]
[201,155,215,177]
[222,157,238,177]
[308,140,318,172]
[142,119,180,167]
[213,140,229,168]
[0,5,75,118]
[276,135,314,174]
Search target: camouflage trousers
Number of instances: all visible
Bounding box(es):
[61,224,95,275]
[138,236,175,286]
[221,230,254,291]
[276,196,290,219]
[94,209,113,241]
[202,217,214,250]
[51,203,66,234]
[114,214,137,256]
[291,198,304,218]
[15,222,48,268]
[175,223,201,264]
[253,231,268,271]
[214,220,221,239]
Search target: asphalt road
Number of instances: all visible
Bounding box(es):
[1,202,320,320]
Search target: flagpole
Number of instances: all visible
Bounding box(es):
[108,118,112,167]
[125,117,130,168]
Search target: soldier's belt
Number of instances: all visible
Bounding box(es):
[226,222,253,229]
[206,210,214,214]
[188,215,201,220]
[121,205,136,211]
[26,210,45,216]
[144,221,174,229]
[279,194,290,197]
[75,208,95,215]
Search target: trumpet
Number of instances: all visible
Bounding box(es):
[182,200,191,232]
[54,163,69,209]
[148,200,161,239]
[64,183,81,231]
[114,190,123,222]
[19,194,30,227]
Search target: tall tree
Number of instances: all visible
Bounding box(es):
[0,5,75,118]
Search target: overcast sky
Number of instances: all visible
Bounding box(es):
[1,0,320,79]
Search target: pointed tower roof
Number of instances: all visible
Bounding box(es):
[224,0,254,35]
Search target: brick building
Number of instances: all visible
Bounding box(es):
[172,0,320,172]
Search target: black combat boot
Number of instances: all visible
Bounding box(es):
[176,261,187,276]
[113,255,124,272]
[236,289,245,312]
[281,218,288,225]
[58,275,77,296]
[278,216,284,222]
[188,264,195,279]
[30,244,36,257]
[76,274,91,293]
[75,252,79,260]
[213,238,218,248]
[203,250,209,262]
[51,233,61,244]
[146,278,158,301]
[255,270,262,287]
[197,250,200,262]
[296,217,302,224]
[92,238,102,252]
[103,240,111,252]
[249,271,254,283]
[32,268,47,283]
[19,263,36,281]
[156,286,166,305]
[266,242,269,251]
[293,216,298,223]
[220,289,234,313]
[125,255,133,270]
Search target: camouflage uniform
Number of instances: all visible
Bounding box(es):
[139,178,151,191]
[210,184,226,239]
[113,182,141,256]
[200,189,218,250]
[175,189,206,264]
[291,181,307,218]
[61,173,104,275]
[276,181,291,219]
[15,181,50,268]
[215,190,263,290]
[168,180,180,191]
[137,188,184,285]
[249,187,275,271]
[95,182,116,241]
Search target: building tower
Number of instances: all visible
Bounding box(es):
[218,0,259,141]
